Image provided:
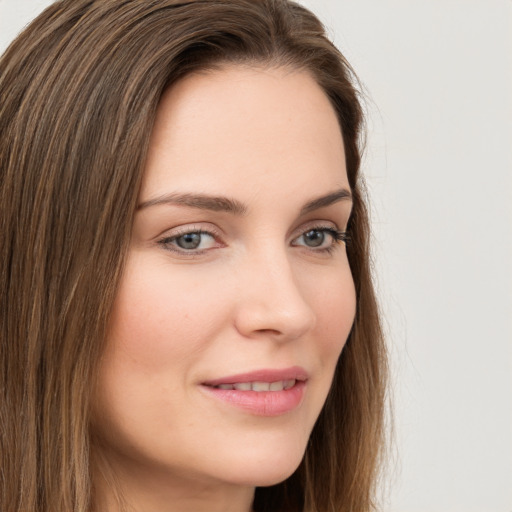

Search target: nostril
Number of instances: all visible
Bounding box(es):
[233,300,316,342]
[232,261,316,340]
[255,328,281,335]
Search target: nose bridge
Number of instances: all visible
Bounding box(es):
[234,240,316,340]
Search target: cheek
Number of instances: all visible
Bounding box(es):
[92,255,234,451]
[106,256,231,371]
[308,268,356,367]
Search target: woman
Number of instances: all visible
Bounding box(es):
[0,0,387,511]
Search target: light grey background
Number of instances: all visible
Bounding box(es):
[1,1,511,511]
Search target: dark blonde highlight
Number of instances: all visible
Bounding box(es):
[0,1,387,510]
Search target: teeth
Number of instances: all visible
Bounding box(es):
[233,382,251,391]
[269,381,284,391]
[284,379,296,390]
[252,381,270,392]
[214,379,297,391]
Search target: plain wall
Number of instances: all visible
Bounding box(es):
[1,1,511,511]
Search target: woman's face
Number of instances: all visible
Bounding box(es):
[93,65,356,497]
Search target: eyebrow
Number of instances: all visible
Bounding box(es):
[137,188,352,215]
[299,188,352,215]
[137,192,247,215]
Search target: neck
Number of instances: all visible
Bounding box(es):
[91,451,255,512]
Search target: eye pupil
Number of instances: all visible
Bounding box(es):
[304,229,325,247]
[177,233,202,249]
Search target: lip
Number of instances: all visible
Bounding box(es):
[200,366,308,417]
[201,366,308,387]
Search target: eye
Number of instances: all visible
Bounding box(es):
[158,229,218,253]
[292,227,347,252]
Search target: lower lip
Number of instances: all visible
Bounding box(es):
[201,381,306,416]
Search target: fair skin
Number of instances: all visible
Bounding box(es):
[92,64,356,512]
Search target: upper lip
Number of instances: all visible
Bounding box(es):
[202,366,308,387]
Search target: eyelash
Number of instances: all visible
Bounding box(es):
[157,225,349,257]
[296,227,349,255]
[158,227,220,256]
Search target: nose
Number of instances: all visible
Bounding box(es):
[233,249,316,342]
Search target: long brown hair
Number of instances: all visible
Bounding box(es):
[0,1,387,510]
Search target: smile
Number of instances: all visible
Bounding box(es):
[211,379,296,391]
[201,367,308,416]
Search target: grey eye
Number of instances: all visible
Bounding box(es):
[159,230,218,254]
[292,227,346,252]
[176,232,203,249]
[302,229,326,247]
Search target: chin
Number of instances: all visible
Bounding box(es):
[249,467,301,488]
[218,443,306,488]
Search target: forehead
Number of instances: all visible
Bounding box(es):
[140,65,348,203]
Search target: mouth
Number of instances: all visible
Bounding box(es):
[200,367,308,416]
[208,379,297,392]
